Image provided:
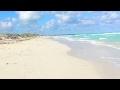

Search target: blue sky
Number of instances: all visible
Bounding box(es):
[0,11,120,35]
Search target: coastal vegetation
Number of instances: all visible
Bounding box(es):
[0,33,39,44]
[0,33,39,39]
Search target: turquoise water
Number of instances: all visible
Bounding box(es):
[54,32,120,49]
[66,32,120,42]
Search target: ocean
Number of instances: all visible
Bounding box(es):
[52,32,120,78]
[53,32,120,49]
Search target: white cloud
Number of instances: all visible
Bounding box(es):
[16,11,42,33]
[41,11,97,32]
[110,13,119,19]
[5,17,17,23]
[10,11,120,33]
[0,21,12,30]
[99,12,120,26]
[16,11,41,22]
[12,18,17,22]
[55,11,81,24]
[101,12,119,21]
[56,14,72,23]
[41,19,57,30]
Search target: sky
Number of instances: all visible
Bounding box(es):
[0,11,120,35]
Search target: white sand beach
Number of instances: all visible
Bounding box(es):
[0,37,102,79]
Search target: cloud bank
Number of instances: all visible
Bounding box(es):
[1,11,120,34]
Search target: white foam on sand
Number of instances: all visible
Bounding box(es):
[101,57,120,60]
[101,57,120,67]
[54,36,120,51]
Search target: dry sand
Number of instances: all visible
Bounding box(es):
[0,37,102,79]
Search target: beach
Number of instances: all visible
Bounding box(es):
[0,37,102,79]
[1,11,120,79]
[52,35,120,79]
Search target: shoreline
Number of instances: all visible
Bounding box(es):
[51,37,120,79]
[0,37,102,79]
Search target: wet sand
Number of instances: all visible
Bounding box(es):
[53,38,120,79]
